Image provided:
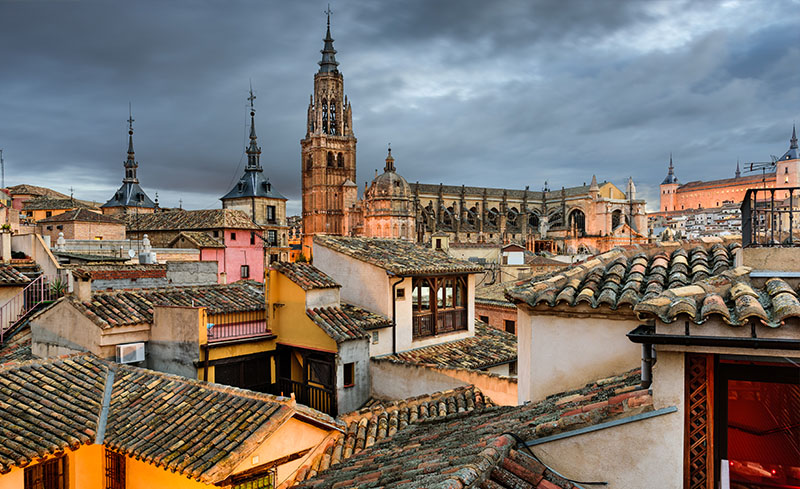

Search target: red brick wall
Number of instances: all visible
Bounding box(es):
[476,302,517,335]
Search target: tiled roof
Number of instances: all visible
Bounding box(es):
[314,236,483,276]
[37,208,122,224]
[506,242,740,312]
[635,267,800,327]
[376,322,517,370]
[0,326,32,364]
[126,208,260,231]
[68,281,264,328]
[22,197,98,211]
[0,265,30,286]
[476,280,524,308]
[67,264,167,280]
[273,261,340,290]
[53,252,129,263]
[169,231,225,249]
[0,355,339,483]
[410,182,592,201]
[7,184,70,199]
[290,386,494,485]
[307,303,392,343]
[298,369,652,489]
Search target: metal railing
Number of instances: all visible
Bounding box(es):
[207,310,271,343]
[742,187,800,247]
[275,377,336,416]
[0,275,56,343]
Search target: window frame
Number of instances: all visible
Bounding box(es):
[343,362,355,388]
[240,264,250,279]
[24,454,67,489]
[105,449,125,489]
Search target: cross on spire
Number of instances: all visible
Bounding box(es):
[127,102,134,132]
[248,80,256,111]
[325,4,332,25]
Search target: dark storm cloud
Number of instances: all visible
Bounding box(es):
[1,0,799,213]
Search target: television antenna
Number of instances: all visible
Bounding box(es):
[0,149,4,189]
[742,156,778,188]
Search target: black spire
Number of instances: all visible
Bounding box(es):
[792,124,798,150]
[384,144,395,172]
[246,84,262,171]
[318,5,339,73]
[662,153,678,185]
[124,104,138,184]
[735,160,741,178]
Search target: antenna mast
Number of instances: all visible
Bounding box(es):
[0,149,4,190]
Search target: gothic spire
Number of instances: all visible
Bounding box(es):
[123,103,138,184]
[318,5,339,73]
[246,84,262,171]
[384,144,395,172]
[662,153,678,185]
[792,124,798,150]
[735,159,741,178]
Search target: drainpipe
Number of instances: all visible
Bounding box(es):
[641,343,655,389]
[390,275,405,354]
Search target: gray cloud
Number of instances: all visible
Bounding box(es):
[1,0,799,214]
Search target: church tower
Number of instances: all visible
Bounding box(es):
[659,154,679,213]
[301,9,357,256]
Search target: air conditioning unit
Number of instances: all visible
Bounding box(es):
[116,342,145,364]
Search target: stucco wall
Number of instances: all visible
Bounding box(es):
[0,444,105,489]
[306,287,340,309]
[314,245,391,317]
[517,309,641,403]
[31,300,100,358]
[166,260,218,286]
[269,270,338,352]
[336,339,371,413]
[149,306,203,378]
[370,359,518,406]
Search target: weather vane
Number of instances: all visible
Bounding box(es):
[325,4,332,24]
[248,80,256,111]
[127,102,134,131]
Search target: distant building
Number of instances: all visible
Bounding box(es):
[21,196,100,222]
[36,208,125,242]
[101,113,157,216]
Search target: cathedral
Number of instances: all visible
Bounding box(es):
[300,15,647,257]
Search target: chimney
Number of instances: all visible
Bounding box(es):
[72,270,93,302]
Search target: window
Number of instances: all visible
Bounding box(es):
[105,449,125,489]
[327,151,334,167]
[479,315,489,323]
[230,232,236,241]
[250,232,256,245]
[343,362,355,387]
[45,211,52,217]
[435,239,442,249]
[232,468,276,489]
[241,265,250,278]
[24,455,67,489]
[307,357,333,386]
[337,152,344,167]
[56,225,62,230]
[509,361,517,376]
[266,205,276,223]
[213,230,219,238]
[306,156,312,171]
[46,225,52,231]
[267,230,277,246]
[396,288,405,299]
[412,276,468,339]
[371,331,379,344]
[214,353,271,392]
[270,253,278,263]
[322,99,328,133]
[504,320,516,334]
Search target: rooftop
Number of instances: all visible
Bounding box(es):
[298,368,651,489]
[410,182,592,201]
[22,196,99,211]
[67,263,167,281]
[0,326,31,363]
[0,265,31,286]
[307,303,392,343]
[506,242,740,313]
[272,261,340,290]
[168,231,225,249]
[314,236,483,276]
[67,280,264,328]
[375,322,517,371]
[37,207,123,224]
[476,279,525,308]
[126,208,260,232]
[0,355,338,483]
[7,184,70,199]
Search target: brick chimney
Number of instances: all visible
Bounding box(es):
[71,270,93,302]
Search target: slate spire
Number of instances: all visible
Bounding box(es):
[662,153,678,185]
[246,84,262,171]
[318,6,339,73]
[792,124,798,150]
[735,160,741,178]
[124,104,138,184]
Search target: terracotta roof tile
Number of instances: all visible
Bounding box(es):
[0,266,30,286]
[66,264,167,280]
[37,208,122,224]
[314,236,483,276]
[307,303,392,343]
[298,369,651,489]
[273,262,340,290]
[476,280,526,308]
[22,197,98,211]
[635,268,800,327]
[0,355,340,483]
[127,209,260,231]
[375,322,517,370]
[0,326,32,364]
[168,231,225,248]
[69,281,264,328]
[507,242,740,312]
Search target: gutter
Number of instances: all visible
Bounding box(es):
[390,275,406,355]
[95,364,116,444]
[627,324,800,351]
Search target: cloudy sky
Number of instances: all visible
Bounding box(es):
[1,0,799,214]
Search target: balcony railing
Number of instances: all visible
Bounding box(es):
[742,187,800,247]
[412,308,467,339]
[207,310,272,343]
[274,377,336,416]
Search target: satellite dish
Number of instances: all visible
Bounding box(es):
[128,249,136,258]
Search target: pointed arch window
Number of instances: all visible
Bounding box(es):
[329,99,337,135]
[321,99,328,134]
[306,156,313,171]
[337,152,344,167]
[327,152,334,167]
[569,209,586,234]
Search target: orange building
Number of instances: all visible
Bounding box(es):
[659,126,799,213]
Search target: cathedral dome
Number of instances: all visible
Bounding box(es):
[367,148,411,200]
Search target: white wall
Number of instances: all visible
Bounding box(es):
[314,245,391,316]
[305,288,341,309]
[517,308,641,403]
[336,339,371,413]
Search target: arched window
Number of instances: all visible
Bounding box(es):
[322,99,328,134]
[337,152,344,167]
[611,209,623,228]
[327,152,334,167]
[569,209,586,234]
[329,99,337,135]
[528,213,539,228]
[306,156,312,171]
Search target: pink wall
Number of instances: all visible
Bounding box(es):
[199,228,264,283]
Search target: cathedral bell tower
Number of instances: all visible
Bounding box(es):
[301,9,357,256]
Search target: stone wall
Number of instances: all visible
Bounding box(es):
[370,359,518,406]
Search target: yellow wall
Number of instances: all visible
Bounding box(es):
[125,457,209,489]
[200,337,278,384]
[600,182,626,199]
[268,269,337,352]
